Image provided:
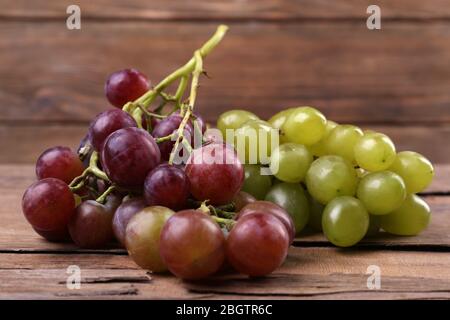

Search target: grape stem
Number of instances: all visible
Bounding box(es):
[68,151,110,193]
[95,185,116,204]
[211,216,236,230]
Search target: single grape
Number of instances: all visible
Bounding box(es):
[241,165,272,200]
[88,109,137,151]
[105,69,150,108]
[232,191,256,211]
[217,109,259,141]
[68,195,119,248]
[265,182,310,234]
[365,215,381,237]
[322,196,369,247]
[36,146,84,184]
[308,120,337,157]
[125,206,174,272]
[267,108,295,144]
[307,193,325,232]
[102,127,161,188]
[237,200,295,243]
[270,143,313,183]
[32,226,71,243]
[282,107,327,146]
[144,164,190,210]
[185,143,244,205]
[354,132,396,171]
[306,155,358,204]
[357,171,406,215]
[389,151,434,194]
[112,197,146,246]
[234,119,277,164]
[380,194,431,236]
[159,210,225,279]
[226,213,289,277]
[325,125,363,163]
[22,178,75,231]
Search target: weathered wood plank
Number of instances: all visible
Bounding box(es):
[0,249,448,299]
[2,0,450,20]
[1,22,450,124]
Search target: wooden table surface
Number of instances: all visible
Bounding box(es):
[1,1,449,299]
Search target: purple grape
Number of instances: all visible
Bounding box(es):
[36,146,84,184]
[144,164,190,210]
[105,69,150,108]
[112,197,147,246]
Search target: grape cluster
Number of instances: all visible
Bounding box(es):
[20,25,434,282]
[220,106,434,247]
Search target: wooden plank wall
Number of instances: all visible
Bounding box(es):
[0,0,449,163]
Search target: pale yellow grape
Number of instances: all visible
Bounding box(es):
[282,107,327,145]
[326,125,363,163]
[268,108,295,144]
[217,109,259,140]
[354,132,396,171]
[270,143,313,183]
[308,120,338,157]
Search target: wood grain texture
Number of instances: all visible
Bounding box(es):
[2,0,450,20]
[1,22,450,124]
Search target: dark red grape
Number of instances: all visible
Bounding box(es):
[159,210,225,279]
[105,69,150,108]
[89,109,137,151]
[68,199,116,248]
[226,213,289,277]
[112,197,146,246]
[152,114,193,160]
[144,164,190,210]
[203,128,223,144]
[232,191,256,211]
[185,143,244,205]
[237,201,295,244]
[102,127,161,188]
[22,178,76,231]
[36,146,84,184]
[32,226,71,243]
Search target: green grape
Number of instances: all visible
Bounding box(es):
[325,125,363,163]
[356,171,406,215]
[389,151,434,194]
[380,194,431,236]
[234,119,277,164]
[268,108,295,144]
[282,106,327,146]
[241,165,272,200]
[308,120,337,157]
[269,143,313,183]
[265,182,310,234]
[354,132,396,171]
[217,109,259,141]
[365,215,381,237]
[305,155,358,204]
[307,193,325,232]
[322,196,369,247]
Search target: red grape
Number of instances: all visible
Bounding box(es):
[89,109,137,151]
[125,206,174,272]
[226,213,289,277]
[22,178,75,231]
[232,191,256,211]
[36,146,84,184]
[102,127,161,188]
[112,197,146,246]
[105,69,150,108]
[144,164,190,210]
[159,210,225,279]
[32,226,71,243]
[237,201,295,243]
[185,143,244,205]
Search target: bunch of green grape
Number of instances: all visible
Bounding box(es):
[217,107,434,247]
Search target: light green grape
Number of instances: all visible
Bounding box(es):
[234,119,277,164]
[322,196,369,247]
[380,194,431,236]
[282,106,327,145]
[365,215,381,237]
[356,171,406,215]
[307,193,325,232]
[308,120,338,157]
[326,125,363,163]
[265,182,310,234]
[241,165,272,200]
[354,132,396,171]
[217,109,259,141]
[305,155,358,204]
[389,151,434,194]
[269,143,313,183]
[268,108,295,144]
